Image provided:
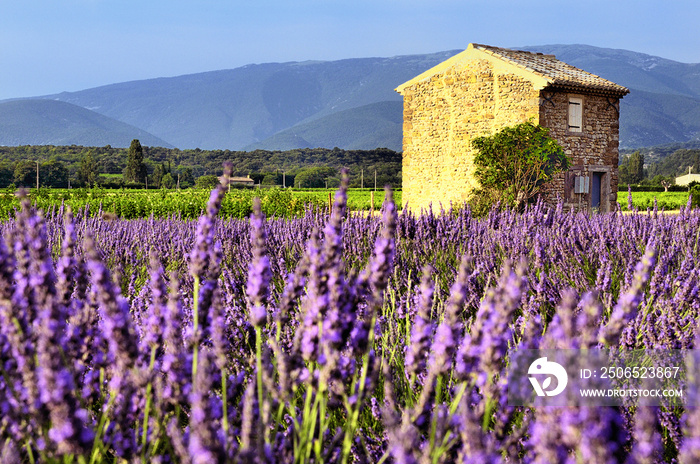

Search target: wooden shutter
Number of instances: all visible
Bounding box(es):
[564,170,574,200]
[568,97,582,132]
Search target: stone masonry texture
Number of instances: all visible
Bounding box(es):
[397,45,627,213]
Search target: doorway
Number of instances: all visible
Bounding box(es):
[591,172,604,211]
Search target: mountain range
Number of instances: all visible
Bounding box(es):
[0,99,172,148]
[1,45,700,151]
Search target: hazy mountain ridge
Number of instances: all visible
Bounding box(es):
[0,99,172,148]
[33,52,457,150]
[246,101,403,151]
[2,45,700,152]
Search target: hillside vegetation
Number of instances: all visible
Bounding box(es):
[0,144,402,189]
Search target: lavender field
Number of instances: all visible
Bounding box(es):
[1,167,700,463]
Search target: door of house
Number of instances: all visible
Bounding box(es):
[591,172,604,210]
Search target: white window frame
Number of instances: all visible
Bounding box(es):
[568,97,583,132]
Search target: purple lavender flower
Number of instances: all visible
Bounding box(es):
[55,208,79,307]
[238,376,261,461]
[528,407,579,464]
[599,244,657,347]
[366,188,397,304]
[24,207,95,455]
[85,233,139,375]
[188,162,232,282]
[628,185,634,211]
[382,360,420,464]
[188,351,225,463]
[140,251,168,365]
[247,197,272,328]
[405,266,435,378]
[431,256,472,375]
[103,372,140,459]
[455,260,526,383]
[576,407,628,464]
[630,407,663,464]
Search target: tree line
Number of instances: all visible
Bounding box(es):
[0,142,402,189]
[619,148,700,190]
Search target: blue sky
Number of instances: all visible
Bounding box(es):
[1,0,699,100]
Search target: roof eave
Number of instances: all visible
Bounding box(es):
[546,83,630,99]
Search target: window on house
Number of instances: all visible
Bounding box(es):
[568,97,583,132]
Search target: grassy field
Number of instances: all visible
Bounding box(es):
[292,188,402,211]
[617,190,692,211]
[0,187,402,220]
[1,187,690,220]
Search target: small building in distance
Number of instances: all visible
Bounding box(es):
[675,167,700,186]
[395,43,630,213]
[226,176,255,186]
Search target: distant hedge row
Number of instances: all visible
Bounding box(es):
[618,182,698,192]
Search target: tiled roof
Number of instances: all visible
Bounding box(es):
[472,43,629,97]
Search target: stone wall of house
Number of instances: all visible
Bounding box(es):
[538,91,621,212]
[401,59,540,212]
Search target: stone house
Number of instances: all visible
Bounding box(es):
[395,43,629,212]
[219,176,255,186]
[230,176,255,186]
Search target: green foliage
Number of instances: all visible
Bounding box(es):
[617,191,692,211]
[470,121,569,210]
[649,174,674,190]
[0,163,13,187]
[629,146,700,179]
[0,145,402,190]
[161,173,175,189]
[623,151,645,184]
[14,160,38,188]
[0,188,330,220]
[691,185,700,208]
[195,175,220,189]
[0,187,401,220]
[261,174,277,185]
[465,188,504,218]
[176,166,194,188]
[152,163,165,188]
[292,188,402,211]
[124,139,147,184]
[79,151,99,187]
[41,159,69,188]
[294,166,337,188]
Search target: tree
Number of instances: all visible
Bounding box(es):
[471,121,569,210]
[41,160,69,188]
[14,160,37,188]
[262,174,277,185]
[79,151,99,187]
[691,184,700,209]
[618,154,630,184]
[152,163,165,188]
[195,175,221,189]
[0,162,14,188]
[124,139,147,184]
[627,151,645,184]
[176,166,194,189]
[294,166,336,188]
[161,173,175,189]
